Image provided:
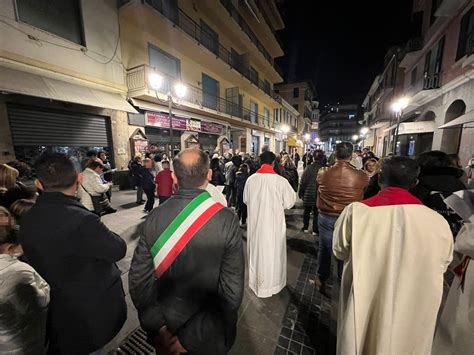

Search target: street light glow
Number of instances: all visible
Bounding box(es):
[352,134,359,141]
[314,137,320,143]
[360,127,369,135]
[174,83,187,98]
[148,73,163,90]
[392,97,409,113]
[304,133,310,140]
[281,124,290,133]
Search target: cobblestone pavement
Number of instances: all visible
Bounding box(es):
[101,189,339,355]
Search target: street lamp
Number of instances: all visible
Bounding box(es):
[352,134,359,141]
[360,127,369,135]
[391,97,409,154]
[148,71,187,158]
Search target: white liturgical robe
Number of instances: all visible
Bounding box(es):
[333,187,453,355]
[243,164,296,298]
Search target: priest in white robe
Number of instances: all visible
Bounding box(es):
[244,151,296,298]
[333,157,453,355]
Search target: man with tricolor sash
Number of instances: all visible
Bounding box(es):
[129,149,244,355]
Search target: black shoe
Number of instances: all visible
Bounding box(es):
[103,208,117,215]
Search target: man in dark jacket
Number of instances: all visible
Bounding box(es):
[129,149,244,354]
[19,153,127,354]
[299,150,325,235]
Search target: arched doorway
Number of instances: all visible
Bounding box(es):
[418,111,436,122]
[441,100,466,154]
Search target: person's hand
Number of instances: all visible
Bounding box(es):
[169,337,187,354]
[154,327,175,355]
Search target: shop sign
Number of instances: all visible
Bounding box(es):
[146,112,186,130]
[201,121,224,135]
[187,119,201,132]
[311,121,319,130]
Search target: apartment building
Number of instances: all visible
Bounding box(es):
[0,0,137,169]
[363,0,474,163]
[119,0,286,156]
[319,104,360,152]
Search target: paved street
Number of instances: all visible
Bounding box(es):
[100,189,339,355]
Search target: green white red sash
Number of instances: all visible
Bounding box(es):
[150,191,223,278]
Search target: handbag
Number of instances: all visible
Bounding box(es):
[81,185,110,215]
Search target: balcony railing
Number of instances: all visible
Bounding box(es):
[127,65,273,129]
[423,72,442,90]
[405,37,423,53]
[143,0,282,104]
[219,0,273,65]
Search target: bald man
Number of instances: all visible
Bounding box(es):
[129,149,244,354]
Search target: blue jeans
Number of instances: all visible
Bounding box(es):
[317,213,343,282]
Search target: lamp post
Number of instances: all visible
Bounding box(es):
[148,72,187,158]
[281,124,289,153]
[391,97,409,155]
[304,133,310,152]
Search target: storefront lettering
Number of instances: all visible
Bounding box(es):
[146,111,224,135]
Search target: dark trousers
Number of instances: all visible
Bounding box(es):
[106,188,112,202]
[226,185,236,207]
[236,199,247,224]
[136,187,144,203]
[144,188,155,212]
[159,196,170,204]
[317,213,343,282]
[303,205,318,233]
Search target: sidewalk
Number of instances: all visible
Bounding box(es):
[101,189,339,355]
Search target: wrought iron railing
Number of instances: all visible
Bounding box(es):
[127,65,274,128]
[423,72,442,90]
[142,0,282,103]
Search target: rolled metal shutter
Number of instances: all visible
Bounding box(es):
[7,104,111,147]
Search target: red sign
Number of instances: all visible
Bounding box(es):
[146,111,224,135]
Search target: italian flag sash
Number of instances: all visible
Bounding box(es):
[150,191,224,278]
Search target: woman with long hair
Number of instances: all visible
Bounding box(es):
[282,154,299,192]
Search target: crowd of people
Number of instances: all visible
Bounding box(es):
[0,142,473,354]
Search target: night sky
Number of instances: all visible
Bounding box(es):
[276,0,415,105]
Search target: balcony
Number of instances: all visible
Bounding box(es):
[399,37,423,68]
[126,65,274,129]
[219,0,273,65]
[142,0,282,104]
[423,72,442,90]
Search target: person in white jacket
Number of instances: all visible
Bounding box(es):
[77,159,115,214]
[0,207,50,354]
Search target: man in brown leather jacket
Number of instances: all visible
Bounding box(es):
[316,142,369,293]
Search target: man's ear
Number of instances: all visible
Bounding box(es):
[207,169,212,182]
[34,179,44,191]
[77,174,84,185]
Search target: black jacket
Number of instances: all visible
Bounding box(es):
[140,166,156,191]
[299,162,323,207]
[19,192,127,354]
[129,189,244,354]
[211,167,225,186]
[235,171,249,200]
[284,166,299,192]
[410,166,466,235]
[0,181,36,209]
[364,174,381,199]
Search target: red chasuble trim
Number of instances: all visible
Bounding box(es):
[257,164,277,174]
[362,187,423,207]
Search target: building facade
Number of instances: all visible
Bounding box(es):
[319,104,360,152]
[0,0,288,174]
[274,80,318,137]
[0,0,137,170]
[119,0,286,157]
[363,0,474,164]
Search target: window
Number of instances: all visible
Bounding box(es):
[263,79,271,95]
[293,87,300,98]
[202,74,219,110]
[231,48,241,69]
[456,7,474,60]
[293,104,299,112]
[250,101,258,124]
[145,0,178,23]
[16,0,85,45]
[411,66,418,85]
[200,20,219,55]
[430,0,443,26]
[348,114,356,120]
[263,108,270,127]
[434,36,445,74]
[249,66,259,86]
[149,45,181,80]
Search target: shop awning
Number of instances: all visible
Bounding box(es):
[384,121,435,135]
[438,110,474,128]
[0,66,138,113]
